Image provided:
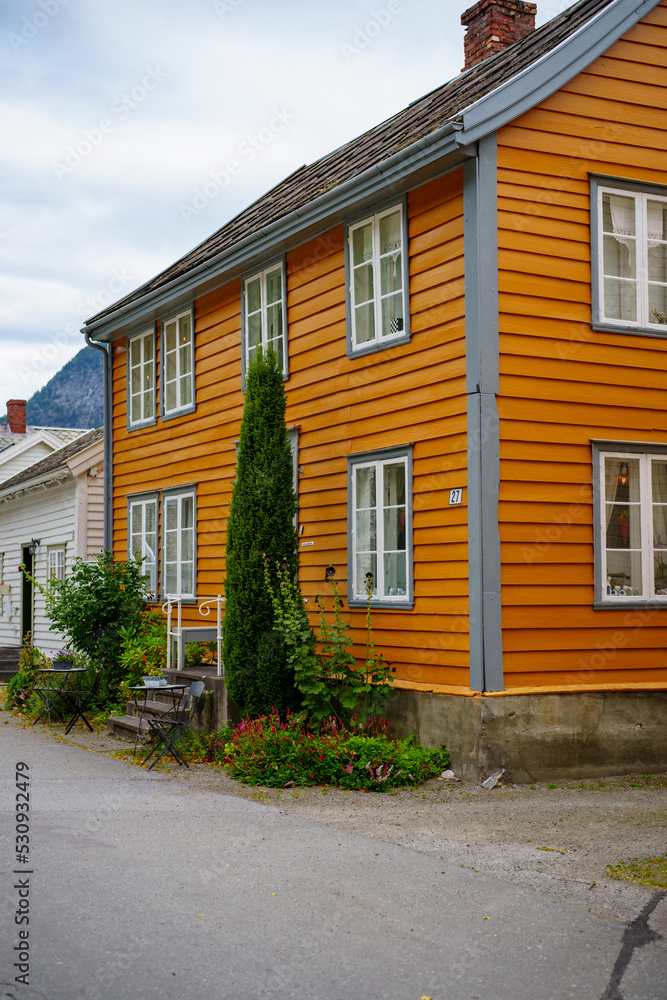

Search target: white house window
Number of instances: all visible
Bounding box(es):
[597,185,667,330]
[599,451,667,602]
[128,328,155,427]
[244,263,287,376]
[349,450,411,604]
[348,204,406,352]
[48,547,65,581]
[163,489,195,598]
[128,497,158,598]
[162,310,194,415]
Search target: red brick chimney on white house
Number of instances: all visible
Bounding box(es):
[6,399,27,435]
[461,0,537,70]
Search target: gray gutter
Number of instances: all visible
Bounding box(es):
[457,0,661,144]
[82,122,461,339]
[85,332,112,550]
[0,467,71,502]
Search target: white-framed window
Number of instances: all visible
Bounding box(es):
[162,310,194,416]
[596,447,667,603]
[347,203,408,354]
[128,328,156,427]
[128,495,158,598]
[243,262,287,378]
[47,546,65,581]
[593,178,667,332]
[162,488,196,598]
[348,446,412,606]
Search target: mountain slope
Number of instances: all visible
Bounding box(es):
[6,347,104,429]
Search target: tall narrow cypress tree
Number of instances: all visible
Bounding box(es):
[223,348,301,716]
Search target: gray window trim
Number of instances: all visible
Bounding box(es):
[126,325,157,431]
[347,444,414,610]
[345,195,411,360]
[590,174,667,338]
[591,439,667,610]
[160,484,197,603]
[240,256,289,391]
[126,490,159,601]
[160,305,196,420]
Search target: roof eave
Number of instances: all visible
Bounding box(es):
[457,0,661,143]
[82,122,463,341]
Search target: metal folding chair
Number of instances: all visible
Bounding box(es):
[64,670,101,734]
[33,681,66,725]
[142,680,205,770]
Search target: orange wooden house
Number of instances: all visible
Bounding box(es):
[84,0,667,780]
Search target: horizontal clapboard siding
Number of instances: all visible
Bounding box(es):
[0,480,74,652]
[112,168,469,689]
[496,1,667,689]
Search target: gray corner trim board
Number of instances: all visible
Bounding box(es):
[81,126,462,342]
[456,0,661,146]
[464,133,503,693]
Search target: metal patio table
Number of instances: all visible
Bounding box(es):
[128,683,189,753]
[33,667,88,726]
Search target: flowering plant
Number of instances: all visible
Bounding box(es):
[53,649,76,660]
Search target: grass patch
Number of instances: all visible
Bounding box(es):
[606,855,667,890]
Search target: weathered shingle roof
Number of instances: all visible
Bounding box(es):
[87,0,614,324]
[0,427,103,495]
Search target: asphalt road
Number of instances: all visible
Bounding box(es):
[0,720,665,1000]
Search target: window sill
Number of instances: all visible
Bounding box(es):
[161,403,196,422]
[127,417,157,432]
[347,331,411,360]
[347,598,414,610]
[594,600,667,611]
[592,320,667,340]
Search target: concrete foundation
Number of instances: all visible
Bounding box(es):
[165,667,666,784]
[384,688,667,784]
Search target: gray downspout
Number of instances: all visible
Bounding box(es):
[84,331,112,552]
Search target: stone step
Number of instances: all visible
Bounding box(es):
[126,698,180,720]
[107,714,157,742]
[0,648,21,681]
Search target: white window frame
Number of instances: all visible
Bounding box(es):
[594,443,667,605]
[161,309,195,418]
[161,487,196,600]
[128,495,158,599]
[127,327,156,428]
[346,201,409,356]
[592,176,667,335]
[242,261,288,381]
[47,546,65,582]
[0,553,7,617]
[348,446,413,608]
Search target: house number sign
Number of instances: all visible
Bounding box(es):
[448,488,463,506]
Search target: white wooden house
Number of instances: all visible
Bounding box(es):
[0,399,88,485]
[0,428,103,654]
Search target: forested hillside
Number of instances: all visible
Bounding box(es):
[2,347,104,429]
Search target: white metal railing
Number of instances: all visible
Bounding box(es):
[161,594,225,677]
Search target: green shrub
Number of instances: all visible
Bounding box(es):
[223,710,449,791]
[27,549,147,702]
[265,560,394,725]
[4,636,49,712]
[223,348,301,716]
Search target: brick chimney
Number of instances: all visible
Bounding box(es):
[6,399,27,435]
[461,0,536,70]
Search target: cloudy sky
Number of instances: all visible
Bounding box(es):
[0,0,577,414]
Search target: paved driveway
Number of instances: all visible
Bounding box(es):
[0,719,665,1000]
